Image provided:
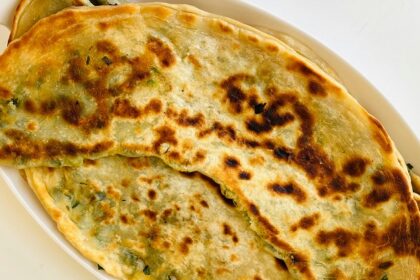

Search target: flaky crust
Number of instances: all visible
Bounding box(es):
[25,156,290,279]
[8,0,91,42]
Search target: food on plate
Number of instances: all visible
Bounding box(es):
[25,156,290,279]
[9,0,129,42]
[410,169,420,194]
[0,3,418,279]
[9,0,337,83]
[8,0,90,41]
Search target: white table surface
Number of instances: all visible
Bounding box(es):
[0,0,419,279]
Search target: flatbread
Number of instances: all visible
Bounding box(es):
[8,0,91,42]
[9,0,131,42]
[410,170,420,194]
[9,0,337,82]
[25,156,290,279]
[8,1,290,279]
[6,1,344,279]
[0,3,418,279]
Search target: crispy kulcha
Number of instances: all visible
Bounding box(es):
[25,156,290,279]
[0,3,418,279]
[9,0,128,42]
[9,1,290,279]
[8,0,90,42]
[9,0,338,81]
[410,169,420,194]
[7,1,344,279]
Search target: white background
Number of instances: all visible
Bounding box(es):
[0,0,419,279]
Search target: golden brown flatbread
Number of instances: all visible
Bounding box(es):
[0,3,418,279]
[25,156,290,279]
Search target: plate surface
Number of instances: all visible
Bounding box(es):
[0,0,418,279]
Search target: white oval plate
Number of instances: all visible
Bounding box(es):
[0,1,419,279]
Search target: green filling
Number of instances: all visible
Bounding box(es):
[407,163,414,171]
[143,265,151,275]
[120,248,146,274]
